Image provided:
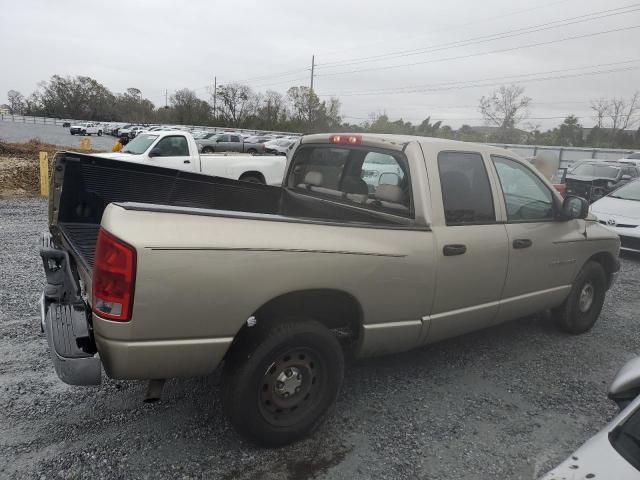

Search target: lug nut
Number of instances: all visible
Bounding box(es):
[285,369,292,378]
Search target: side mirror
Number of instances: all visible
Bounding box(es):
[621,174,632,181]
[609,357,640,410]
[148,148,162,158]
[560,195,588,220]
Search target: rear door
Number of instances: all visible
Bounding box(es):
[423,148,509,343]
[489,155,583,323]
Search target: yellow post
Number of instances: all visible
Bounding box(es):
[39,152,49,197]
[80,137,91,151]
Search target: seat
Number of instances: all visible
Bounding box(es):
[366,184,409,214]
[298,171,344,199]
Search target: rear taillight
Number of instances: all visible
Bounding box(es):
[330,134,361,145]
[92,228,136,322]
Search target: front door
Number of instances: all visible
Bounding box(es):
[148,135,192,170]
[425,149,509,343]
[489,155,584,323]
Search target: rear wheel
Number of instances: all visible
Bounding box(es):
[201,146,215,153]
[239,174,265,184]
[247,148,257,155]
[553,260,607,334]
[222,319,344,447]
[97,130,102,136]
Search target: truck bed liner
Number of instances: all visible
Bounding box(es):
[58,223,100,269]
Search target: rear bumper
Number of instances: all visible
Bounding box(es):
[41,294,101,385]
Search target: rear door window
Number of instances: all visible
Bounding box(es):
[437,152,495,225]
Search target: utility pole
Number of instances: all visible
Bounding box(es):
[164,89,168,109]
[309,55,315,127]
[213,76,217,119]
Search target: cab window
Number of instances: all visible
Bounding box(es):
[492,156,554,222]
[438,152,495,225]
[289,145,412,217]
[154,136,189,157]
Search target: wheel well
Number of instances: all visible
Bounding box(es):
[588,251,618,285]
[239,171,266,183]
[232,289,363,352]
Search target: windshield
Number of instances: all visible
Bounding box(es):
[121,134,159,154]
[572,163,620,178]
[610,180,640,201]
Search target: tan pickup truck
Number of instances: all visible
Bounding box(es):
[40,133,620,446]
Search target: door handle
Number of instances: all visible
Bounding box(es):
[513,238,532,249]
[183,159,191,164]
[443,244,467,256]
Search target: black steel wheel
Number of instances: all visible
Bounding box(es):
[222,319,344,447]
[553,260,607,334]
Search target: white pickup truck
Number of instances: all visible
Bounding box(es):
[97,130,287,185]
[69,122,103,136]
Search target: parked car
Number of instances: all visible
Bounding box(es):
[39,133,619,446]
[264,138,294,155]
[197,133,266,154]
[62,121,71,128]
[565,161,639,202]
[69,122,103,136]
[590,179,640,253]
[618,152,640,167]
[94,130,286,184]
[543,356,640,479]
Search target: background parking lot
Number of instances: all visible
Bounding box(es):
[1,196,639,479]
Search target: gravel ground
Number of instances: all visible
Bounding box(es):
[0,121,116,150]
[1,196,639,479]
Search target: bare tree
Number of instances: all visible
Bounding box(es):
[479,85,531,141]
[608,92,640,132]
[7,90,25,114]
[210,83,255,127]
[590,98,610,128]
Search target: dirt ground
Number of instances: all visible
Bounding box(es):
[0,140,103,197]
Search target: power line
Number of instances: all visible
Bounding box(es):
[319,64,639,97]
[317,3,640,69]
[320,59,640,96]
[316,0,575,59]
[316,24,640,77]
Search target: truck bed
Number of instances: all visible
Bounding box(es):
[58,223,100,269]
[49,152,409,273]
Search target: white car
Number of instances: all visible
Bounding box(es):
[69,122,103,136]
[543,357,640,479]
[264,139,294,155]
[619,152,640,168]
[590,179,640,253]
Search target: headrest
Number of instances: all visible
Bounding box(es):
[304,171,323,187]
[375,184,404,203]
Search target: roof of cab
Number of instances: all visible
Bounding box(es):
[300,133,523,159]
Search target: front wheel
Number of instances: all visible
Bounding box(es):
[201,146,215,154]
[222,319,344,447]
[97,130,102,136]
[553,260,607,334]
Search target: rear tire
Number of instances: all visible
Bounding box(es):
[239,174,265,184]
[247,148,257,155]
[553,260,607,334]
[97,130,103,136]
[202,146,215,154]
[222,319,344,447]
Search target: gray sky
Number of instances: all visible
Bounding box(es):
[2,0,639,128]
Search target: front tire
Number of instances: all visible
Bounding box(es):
[97,130,103,136]
[239,174,264,184]
[553,260,607,334]
[202,146,215,154]
[222,319,344,447]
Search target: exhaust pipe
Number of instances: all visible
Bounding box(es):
[144,379,166,403]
